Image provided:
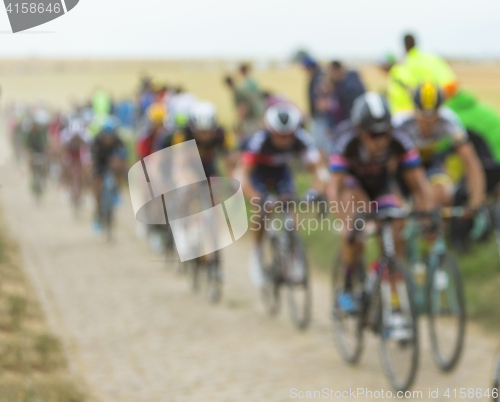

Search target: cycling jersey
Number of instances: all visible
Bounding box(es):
[24,128,48,154]
[91,135,127,176]
[242,129,320,195]
[242,129,320,169]
[161,126,236,177]
[393,107,467,170]
[136,124,169,160]
[329,121,421,201]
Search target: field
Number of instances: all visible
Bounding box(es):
[2,59,500,124]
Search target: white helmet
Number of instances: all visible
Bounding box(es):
[33,109,51,126]
[69,118,85,135]
[189,101,217,131]
[264,103,301,135]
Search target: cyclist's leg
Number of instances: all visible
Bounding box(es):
[428,165,454,207]
[336,177,369,290]
[92,163,104,222]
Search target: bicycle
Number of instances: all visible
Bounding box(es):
[188,251,223,304]
[332,208,418,392]
[259,195,311,330]
[405,207,466,372]
[30,152,48,205]
[99,169,117,242]
[69,159,84,219]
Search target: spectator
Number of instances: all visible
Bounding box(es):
[378,52,416,113]
[327,61,366,123]
[403,33,458,99]
[299,55,329,151]
[224,67,264,140]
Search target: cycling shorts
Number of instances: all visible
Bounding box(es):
[251,166,295,196]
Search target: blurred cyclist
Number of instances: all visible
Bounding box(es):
[240,103,328,287]
[161,100,238,177]
[90,117,128,231]
[328,92,433,312]
[24,109,51,182]
[394,82,485,210]
[136,102,168,159]
[60,119,91,197]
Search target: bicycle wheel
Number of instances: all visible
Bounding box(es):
[331,255,364,364]
[378,259,419,392]
[206,254,223,304]
[32,168,43,205]
[70,167,83,219]
[493,351,500,402]
[188,259,201,293]
[427,253,466,372]
[260,233,281,316]
[100,195,113,242]
[163,224,178,265]
[286,232,311,330]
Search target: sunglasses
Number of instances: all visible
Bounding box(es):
[364,130,390,139]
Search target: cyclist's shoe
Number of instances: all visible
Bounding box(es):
[249,247,265,288]
[92,220,102,234]
[149,232,164,254]
[337,292,360,314]
[384,312,413,342]
[113,191,122,207]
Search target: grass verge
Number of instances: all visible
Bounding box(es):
[0,210,87,402]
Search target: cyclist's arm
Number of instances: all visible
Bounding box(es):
[240,162,261,201]
[305,159,329,194]
[401,166,434,211]
[456,142,486,209]
[327,170,345,204]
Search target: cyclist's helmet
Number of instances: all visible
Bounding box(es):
[351,92,391,134]
[189,101,217,131]
[264,103,302,135]
[146,103,167,125]
[69,118,85,135]
[33,109,51,126]
[101,116,118,136]
[413,82,444,113]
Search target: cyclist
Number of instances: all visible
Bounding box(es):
[328,92,434,313]
[394,83,486,211]
[60,118,91,200]
[162,100,237,177]
[240,103,329,287]
[24,109,51,189]
[136,102,168,159]
[90,117,128,231]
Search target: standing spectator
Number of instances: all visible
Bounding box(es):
[237,64,265,138]
[327,61,366,123]
[299,55,329,152]
[403,34,458,99]
[223,68,264,143]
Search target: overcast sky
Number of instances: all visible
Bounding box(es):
[1,0,499,59]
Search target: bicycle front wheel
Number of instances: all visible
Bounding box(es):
[260,233,281,316]
[286,232,311,330]
[378,259,419,393]
[331,256,364,364]
[206,253,223,304]
[427,253,466,372]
